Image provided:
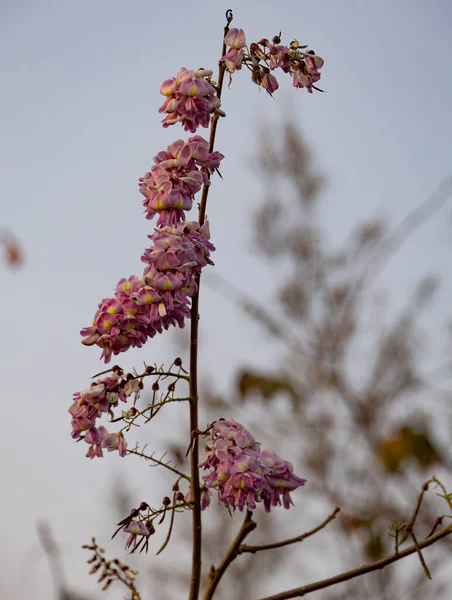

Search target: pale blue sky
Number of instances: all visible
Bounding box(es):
[1,1,451,598]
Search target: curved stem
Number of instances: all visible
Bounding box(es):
[188,10,233,600]
[239,507,340,555]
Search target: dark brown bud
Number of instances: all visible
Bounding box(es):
[89,563,101,574]
[168,382,175,392]
[162,496,171,506]
[101,579,113,591]
[174,357,183,367]
[172,481,180,492]
[138,502,149,512]
[176,492,185,503]
[146,520,156,535]
[145,365,155,374]
[152,381,159,391]
[272,35,281,44]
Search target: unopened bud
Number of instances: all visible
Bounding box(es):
[146,520,156,535]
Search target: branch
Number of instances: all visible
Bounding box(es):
[256,522,452,600]
[188,11,233,600]
[203,511,257,600]
[239,507,340,555]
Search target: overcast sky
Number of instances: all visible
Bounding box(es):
[1,1,452,598]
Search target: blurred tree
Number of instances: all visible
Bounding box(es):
[202,120,452,599]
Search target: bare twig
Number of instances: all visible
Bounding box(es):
[239,506,340,555]
[407,528,432,580]
[256,522,452,600]
[398,479,433,546]
[203,511,257,600]
[126,448,190,481]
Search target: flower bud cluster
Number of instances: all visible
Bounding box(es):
[139,136,224,227]
[69,367,139,458]
[81,221,214,363]
[200,419,306,512]
[159,68,221,132]
[221,29,324,94]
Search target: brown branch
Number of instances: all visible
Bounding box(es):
[255,522,452,600]
[203,511,257,600]
[188,10,233,600]
[239,507,340,555]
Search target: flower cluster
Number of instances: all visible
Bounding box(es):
[139,136,224,227]
[221,29,324,94]
[200,419,306,512]
[81,221,215,362]
[69,367,137,458]
[159,68,222,132]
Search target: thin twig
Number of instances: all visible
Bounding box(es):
[433,476,452,512]
[126,448,190,481]
[203,510,257,600]
[407,528,432,580]
[256,523,452,600]
[239,506,340,555]
[398,479,433,546]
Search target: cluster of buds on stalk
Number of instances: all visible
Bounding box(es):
[69,366,138,458]
[70,360,187,459]
[83,539,140,596]
[113,484,193,555]
[222,29,324,94]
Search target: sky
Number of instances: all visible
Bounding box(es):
[1,0,452,598]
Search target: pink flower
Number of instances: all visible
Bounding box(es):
[261,68,279,95]
[200,418,306,512]
[123,521,154,553]
[221,28,247,74]
[139,137,224,227]
[81,222,215,362]
[159,68,221,132]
